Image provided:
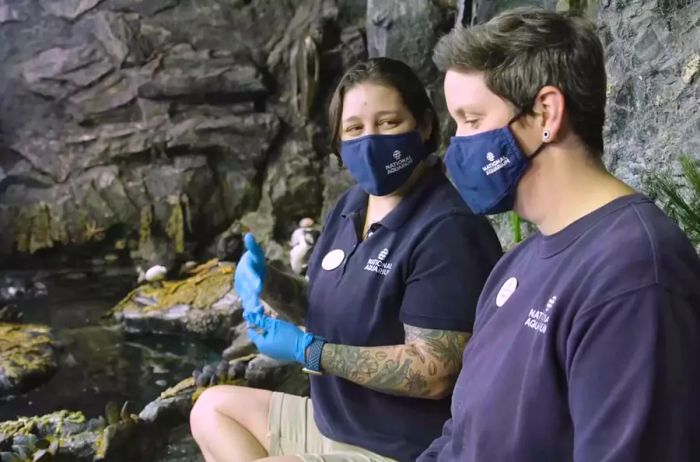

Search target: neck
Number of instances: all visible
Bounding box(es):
[365,194,401,227]
[363,159,429,233]
[516,146,636,236]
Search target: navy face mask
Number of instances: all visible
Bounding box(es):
[444,114,545,215]
[340,131,428,196]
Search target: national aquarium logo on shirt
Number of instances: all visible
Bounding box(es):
[385,150,413,175]
[524,295,558,334]
[364,248,393,276]
[483,151,510,176]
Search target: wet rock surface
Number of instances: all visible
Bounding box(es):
[0,263,309,458]
[0,410,99,461]
[0,323,58,398]
[111,260,241,341]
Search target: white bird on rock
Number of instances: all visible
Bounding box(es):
[136,265,168,285]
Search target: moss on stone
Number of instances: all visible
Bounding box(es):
[29,203,53,253]
[49,205,69,245]
[112,260,234,314]
[14,203,59,254]
[166,195,185,254]
[14,206,32,253]
[94,430,106,458]
[159,377,196,400]
[94,416,137,460]
[181,193,193,233]
[12,202,75,253]
[0,410,86,438]
[0,323,57,392]
[139,205,153,250]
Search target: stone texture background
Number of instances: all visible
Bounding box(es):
[0,0,697,267]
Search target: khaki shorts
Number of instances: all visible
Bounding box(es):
[268,392,397,462]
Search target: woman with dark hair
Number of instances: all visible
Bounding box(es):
[190,57,502,462]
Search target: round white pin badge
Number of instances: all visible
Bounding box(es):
[321,249,345,271]
[496,277,518,307]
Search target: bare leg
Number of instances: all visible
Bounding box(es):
[190,385,273,462]
[254,457,303,462]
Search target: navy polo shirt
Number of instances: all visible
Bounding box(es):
[305,157,502,462]
[419,194,700,462]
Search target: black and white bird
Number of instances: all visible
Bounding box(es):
[289,218,319,275]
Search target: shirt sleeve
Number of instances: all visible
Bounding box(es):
[417,417,454,461]
[399,213,501,331]
[567,284,700,462]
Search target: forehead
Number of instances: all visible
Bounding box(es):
[443,69,504,112]
[341,82,406,118]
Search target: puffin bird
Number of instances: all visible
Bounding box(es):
[289,218,318,275]
[136,265,168,285]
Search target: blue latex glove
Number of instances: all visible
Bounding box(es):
[245,311,313,364]
[235,233,267,314]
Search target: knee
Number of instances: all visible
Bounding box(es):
[190,385,232,440]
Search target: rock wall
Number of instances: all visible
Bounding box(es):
[600,0,699,186]
[0,0,697,266]
[0,0,369,268]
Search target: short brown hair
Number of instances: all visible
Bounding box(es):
[328,58,440,154]
[434,7,606,155]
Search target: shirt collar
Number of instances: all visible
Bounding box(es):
[340,155,445,231]
[538,193,649,258]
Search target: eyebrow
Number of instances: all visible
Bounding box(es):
[375,110,400,117]
[342,110,401,124]
[456,107,486,117]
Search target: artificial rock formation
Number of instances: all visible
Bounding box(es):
[0,323,58,398]
[0,0,697,255]
[111,259,241,341]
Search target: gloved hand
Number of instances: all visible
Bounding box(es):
[235,233,267,314]
[245,311,313,364]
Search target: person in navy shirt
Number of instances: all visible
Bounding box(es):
[190,58,503,462]
[420,7,700,462]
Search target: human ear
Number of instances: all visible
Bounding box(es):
[533,86,565,143]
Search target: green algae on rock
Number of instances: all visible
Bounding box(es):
[0,323,58,398]
[0,404,145,461]
[0,410,96,462]
[111,260,242,340]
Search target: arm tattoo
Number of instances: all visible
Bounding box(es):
[404,325,467,372]
[261,262,308,324]
[320,326,470,398]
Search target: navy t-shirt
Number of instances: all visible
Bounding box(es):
[305,158,502,461]
[419,194,700,462]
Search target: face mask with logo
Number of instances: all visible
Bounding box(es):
[340,131,427,196]
[444,114,545,215]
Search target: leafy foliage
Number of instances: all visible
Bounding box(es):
[510,212,523,244]
[646,155,700,246]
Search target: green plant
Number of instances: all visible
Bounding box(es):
[510,212,523,243]
[646,155,700,246]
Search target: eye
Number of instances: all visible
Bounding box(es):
[379,119,399,128]
[344,125,362,134]
[464,118,479,127]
